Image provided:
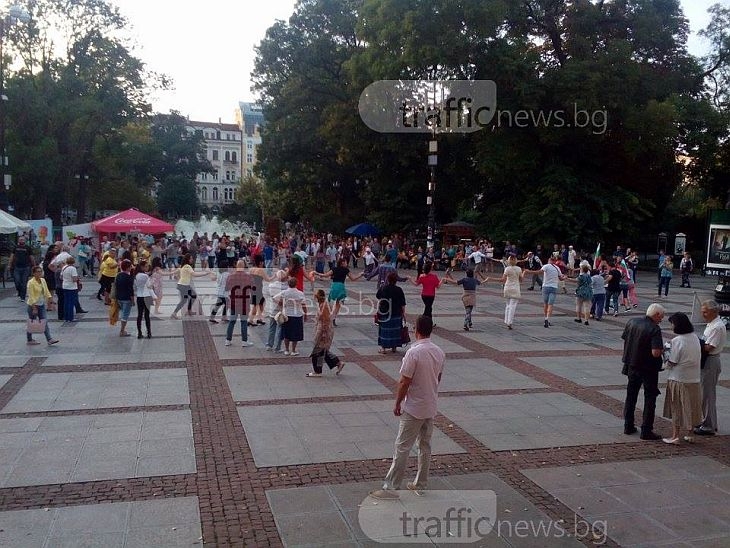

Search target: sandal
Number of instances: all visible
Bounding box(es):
[305,372,322,378]
[378,349,388,354]
[336,362,346,375]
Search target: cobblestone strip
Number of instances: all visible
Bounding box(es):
[0,474,197,511]
[182,320,282,546]
[0,403,190,420]
[38,361,187,374]
[0,357,45,411]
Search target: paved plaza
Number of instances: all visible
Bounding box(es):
[0,269,728,546]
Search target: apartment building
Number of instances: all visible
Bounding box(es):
[186,120,243,211]
[235,102,264,178]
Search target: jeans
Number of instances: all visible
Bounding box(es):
[267,317,282,350]
[26,304,52,341]
[590,294,605,319]
[623,368,660,434]
[119,299,133,322]
[658,276,671,296]
[226,314,249,342]
[382,412,433,490]
[63,288,77,322]
[13,266,31,300]
[605,290,620,312]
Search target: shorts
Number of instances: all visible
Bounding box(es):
[542,286,557,305]
[119,300,133,321]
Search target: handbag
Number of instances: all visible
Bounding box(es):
[27,318,46,334]
[400,324,410,344]
[275,310,288,325]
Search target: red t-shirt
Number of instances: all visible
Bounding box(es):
[417,273,441,297]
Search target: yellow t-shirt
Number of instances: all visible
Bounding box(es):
[101,256,118,278]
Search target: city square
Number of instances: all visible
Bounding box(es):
[0,268,727,546]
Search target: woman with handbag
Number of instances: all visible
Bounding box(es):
[26,266,59,345]
[307,289,345,377]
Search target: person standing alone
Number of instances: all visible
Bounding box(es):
[694,300,727,436]
[369,316,445,499]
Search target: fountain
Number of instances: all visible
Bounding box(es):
[174,215,257,240]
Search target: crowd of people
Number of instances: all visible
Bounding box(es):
[7,225,728,502]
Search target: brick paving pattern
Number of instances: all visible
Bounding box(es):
[0,270,726,546]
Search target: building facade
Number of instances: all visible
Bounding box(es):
[235,102,264,178]
[186,120,243,212]
[185,103,263,212]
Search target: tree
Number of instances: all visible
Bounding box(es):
[156,175,199,218]
[4,0,167,222]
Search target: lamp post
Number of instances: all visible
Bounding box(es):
[427,138,437,250]
[0,4,30,211]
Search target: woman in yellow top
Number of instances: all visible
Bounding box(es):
[97,249,119,301]
[137,242,151,265]
[170,253,212,319]
[26,266,59,345]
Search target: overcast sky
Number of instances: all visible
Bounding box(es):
[111,0,725,123]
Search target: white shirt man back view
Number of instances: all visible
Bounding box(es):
[370,316,445,499]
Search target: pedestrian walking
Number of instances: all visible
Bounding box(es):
[25,266,59,346]
[499,255,524,330]
[443,268,482,331]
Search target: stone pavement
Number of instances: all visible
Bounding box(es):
[0,267,728,546]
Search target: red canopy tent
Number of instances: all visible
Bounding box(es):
[92,208,174,234]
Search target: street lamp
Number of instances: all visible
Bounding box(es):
[427,139,437,250]
[0,4,30,211]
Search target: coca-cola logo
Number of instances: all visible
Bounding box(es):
[114,217,152,224]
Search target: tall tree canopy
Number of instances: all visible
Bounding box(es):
[253,0,730,246]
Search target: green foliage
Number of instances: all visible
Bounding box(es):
[156,175,199,218]
[252,0,730,245]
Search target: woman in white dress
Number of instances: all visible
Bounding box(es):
[499,255,524,329]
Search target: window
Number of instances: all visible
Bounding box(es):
[200,173,208,181]
[232,152,237,163]
[224,187,234,201]
[213,172,219,181]
[247,168,253,176]
[212,187,219,201]
[201,187,208,201]
[212,150,218,161]
[224,151,230,162]
[247,153,253,163]
[225,171,231,181]
[247,141,253,150]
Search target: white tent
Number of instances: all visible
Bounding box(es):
[0,209,31,234]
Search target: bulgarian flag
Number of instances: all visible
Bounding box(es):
[593,243,601,269]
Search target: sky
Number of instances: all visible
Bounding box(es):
[111,0,725,124]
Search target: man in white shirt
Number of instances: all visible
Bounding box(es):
[362,246,377,275]
[567,245,577,271]
[525,254,565,328]
[468,248,486,277]
[370,316,445,499]
[695,300,727,436]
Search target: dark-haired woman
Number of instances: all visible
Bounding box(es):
[315,257,363,326]
[412,262,441,321]
[115,259,135,337]
[662,312,702,444]
[376,272,407,354]
[134,261,153,339]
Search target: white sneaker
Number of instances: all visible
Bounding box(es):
[265,345,273,351]
[242,341,253,347]
[224,340,232,346]
[284,351,290,356]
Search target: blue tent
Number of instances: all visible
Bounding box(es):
[345,222,380,237]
